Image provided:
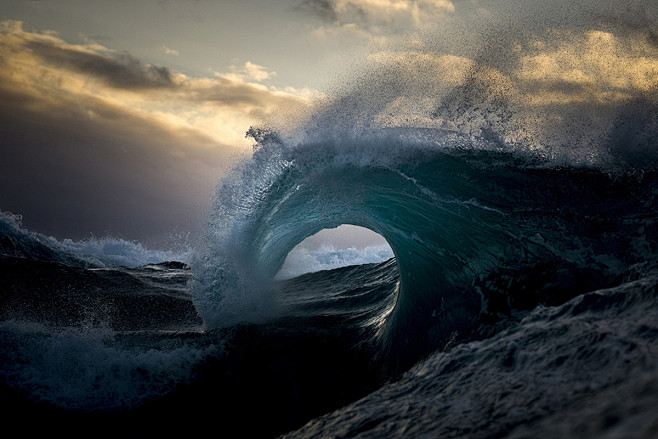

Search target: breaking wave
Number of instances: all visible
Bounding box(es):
[0,210,191,267]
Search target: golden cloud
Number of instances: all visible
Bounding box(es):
[0,20,320,243]
[0,20,316,149]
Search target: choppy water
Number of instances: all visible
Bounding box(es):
[1,149,657,437]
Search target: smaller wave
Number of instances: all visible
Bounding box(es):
[275,244,394,280]
[0,210,191,267]
[58,237,192,267]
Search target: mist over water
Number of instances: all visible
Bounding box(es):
[303,0,658,169]
[276,243,394,279]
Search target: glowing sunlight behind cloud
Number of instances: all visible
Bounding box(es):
[0,20,316,149]
[0,20,318,244]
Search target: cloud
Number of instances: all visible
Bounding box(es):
[297,0,455,36]
[223,61,277,82]
[0,20,316,246]
[0,20,315,144]
[162,45,179,56]
[28,40,176,89]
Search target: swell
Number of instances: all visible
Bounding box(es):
[192,131,658,370]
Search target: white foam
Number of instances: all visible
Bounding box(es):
[0,210,191,267]
[58,236,192,267]
[275,244,394,280]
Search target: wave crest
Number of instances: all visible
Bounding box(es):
[0,210,190,267]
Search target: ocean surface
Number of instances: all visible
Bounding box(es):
[1,138,657,437]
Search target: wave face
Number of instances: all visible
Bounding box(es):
[193,1,658,368]
[193,125,658,368]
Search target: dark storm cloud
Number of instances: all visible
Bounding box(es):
[296,0,378,28]
[28,40,176,90]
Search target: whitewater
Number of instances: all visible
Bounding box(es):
[2,0,658,437]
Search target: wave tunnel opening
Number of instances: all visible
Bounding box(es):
[275,224,394,280]
[192,149,509,374]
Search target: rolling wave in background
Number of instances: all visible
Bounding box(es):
[276,243,394,280]
[2,1,658,437]
[0,210,192,267]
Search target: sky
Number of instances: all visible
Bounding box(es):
[1,0,657,249]
[0,0,348,247]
